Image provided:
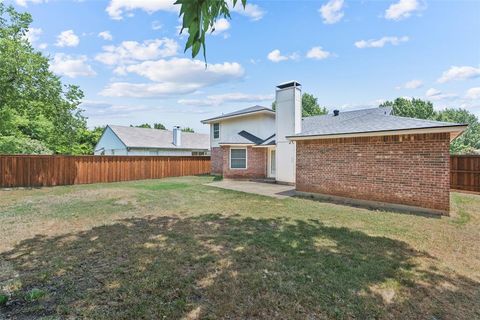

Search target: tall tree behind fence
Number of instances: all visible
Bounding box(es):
[450,155,480,193]
[0,155,211,188]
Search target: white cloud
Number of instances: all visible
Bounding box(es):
[267,49,299,63]
[306,46,332,60]
[210,18,230,36]
[319,0,345,24]
[38,43,48,49]
[267,50,287,62]
[25,27,42,44]
[425,88,457,101]
[55,30,80,47]
[50,53,96,78]
[466,87,480,100]
[396,79,423,89]
[385,0,423,21]
[121,58,244,82]
[15,0,44,7]
[106,0,177,20]
[100,58,244,97]
[354,36,409,48]
[230,2,265,21]
[437,66,480,83]
[95,38,179,65]
[151,20,163,30]
[81,100,148,118]
[178,92,274,107]
[98,31,113,41]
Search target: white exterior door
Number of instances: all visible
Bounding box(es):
[268,149,276,178]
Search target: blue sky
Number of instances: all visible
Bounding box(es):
[11,0,480,133]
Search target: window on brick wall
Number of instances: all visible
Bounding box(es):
[230,148,247,169]
[213,123,220,139]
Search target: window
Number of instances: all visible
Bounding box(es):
[213,123,220,139]
[192,151,207,156]
[230,148,247,169]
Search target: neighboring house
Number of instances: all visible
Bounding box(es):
[94,125,210,156]
[202,81,467,215]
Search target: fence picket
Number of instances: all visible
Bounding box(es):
[0,155,210,188]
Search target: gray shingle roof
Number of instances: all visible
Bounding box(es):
[108,125,210,150]
[201,105,274,123]
[293,107,466,138]
[219,131,275,146]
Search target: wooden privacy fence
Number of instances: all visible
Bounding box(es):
[0,155,211,188]
[451,155,480,193]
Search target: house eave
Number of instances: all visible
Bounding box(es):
[218,143,255,146]
[287,125,468,141]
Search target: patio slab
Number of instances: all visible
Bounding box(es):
[208,180,296,199]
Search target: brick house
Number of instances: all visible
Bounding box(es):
[201,81,467,215]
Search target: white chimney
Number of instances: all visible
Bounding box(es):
[275,81,302,184]
[173,126,182,146]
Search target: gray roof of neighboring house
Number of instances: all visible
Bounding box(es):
[107,125,210,150]
[201,105,274,123]
[292,107,467,138]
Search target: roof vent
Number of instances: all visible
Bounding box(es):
[333,110,340,116]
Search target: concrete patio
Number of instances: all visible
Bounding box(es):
[208,180,296,199]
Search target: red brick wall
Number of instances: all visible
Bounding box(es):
[296,133,451,214]
[222,146,267,179]
[211,147,223,175]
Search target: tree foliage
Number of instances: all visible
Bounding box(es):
[380,98,436,119]
[0,4,97,154]
[132,123,152,129]
[380,98,480,154]
[175,0,246,61]
[154,123,166,130]
[272,92,328,117]
[182,127,195,133]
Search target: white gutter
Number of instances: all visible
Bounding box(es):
[287,125,468,141]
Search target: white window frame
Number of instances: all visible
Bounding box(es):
[213,123,220,140]
[229,147,247,170]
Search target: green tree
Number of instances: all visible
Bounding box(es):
[175,0,246,60]
[154,123,166,130]
[435,109,480,154]
[380,98,436,119]
[0,4,89,154]
[380,98,480,154]
[73,126,105,155]
[272,92,328,117]
[131,123,152,129]
[182,127,195,133]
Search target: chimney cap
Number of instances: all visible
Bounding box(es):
[276,81,302,90]
[333,110,340,116]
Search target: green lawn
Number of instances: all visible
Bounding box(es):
[0,176,479,319]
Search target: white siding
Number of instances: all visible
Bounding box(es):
[275,86,302,184]
[209,113,275,148]
[94,126,127,155]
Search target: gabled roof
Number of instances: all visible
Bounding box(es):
[290,107,467,140]
[219,131,275,146]
[107,125,210,150]
[201,105,274,124]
